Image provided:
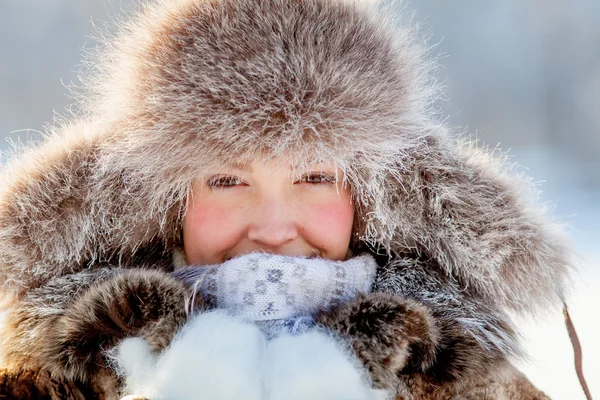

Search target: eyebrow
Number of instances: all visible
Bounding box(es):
[222,161,337,173]
[226,162,253,172]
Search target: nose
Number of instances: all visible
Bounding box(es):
[247,198,298,248]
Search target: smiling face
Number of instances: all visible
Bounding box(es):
[182,159,355,265]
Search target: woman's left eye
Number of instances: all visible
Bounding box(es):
[298,173,336,184]
[207,175,244,188]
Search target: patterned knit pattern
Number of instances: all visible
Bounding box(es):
[172,253,377,336]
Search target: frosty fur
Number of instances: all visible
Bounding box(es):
[115,311,388,400]
[0,0,569,399]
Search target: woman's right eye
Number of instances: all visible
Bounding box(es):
[207,175,244,188]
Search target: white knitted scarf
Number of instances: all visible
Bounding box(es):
[172,252,378,337]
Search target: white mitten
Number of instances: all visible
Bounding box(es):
[116,311,390,400]
[117,311,264,400]
[265,331,388,400]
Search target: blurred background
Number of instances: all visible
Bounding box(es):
[1,0,598,398]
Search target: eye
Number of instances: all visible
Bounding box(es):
[207,175,245,188]
[297,172,337,185]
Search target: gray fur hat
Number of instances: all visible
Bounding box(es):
[0,0,571,317]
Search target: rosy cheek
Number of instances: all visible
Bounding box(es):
[184,200,243,264]
[304,199,354,253]
[314,203,352,230]
[191,202,234,227]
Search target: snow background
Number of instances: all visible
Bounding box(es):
[1,1,598,399]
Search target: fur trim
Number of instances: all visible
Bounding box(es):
[0,367,107,400]
[373,257,521,383]
[394,365,551,400]
[115,311,389,400]
[1,269,197,382]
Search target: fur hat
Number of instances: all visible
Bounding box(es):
[0,0,571,318]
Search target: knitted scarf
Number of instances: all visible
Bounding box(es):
[172,252,378,338]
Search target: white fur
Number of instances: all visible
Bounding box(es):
[117,311,265,400]
[265,331,385,400]
[116,312,389,400]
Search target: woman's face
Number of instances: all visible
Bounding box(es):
[183,160,354,265]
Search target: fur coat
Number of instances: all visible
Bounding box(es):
[0,0,571,398]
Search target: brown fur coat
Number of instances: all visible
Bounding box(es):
[0,0,570,398]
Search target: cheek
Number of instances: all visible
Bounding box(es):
[183,200,245,265]
[302,196,354,257]
[310,203,353,233]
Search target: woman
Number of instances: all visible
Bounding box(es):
[0,0,569,398]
